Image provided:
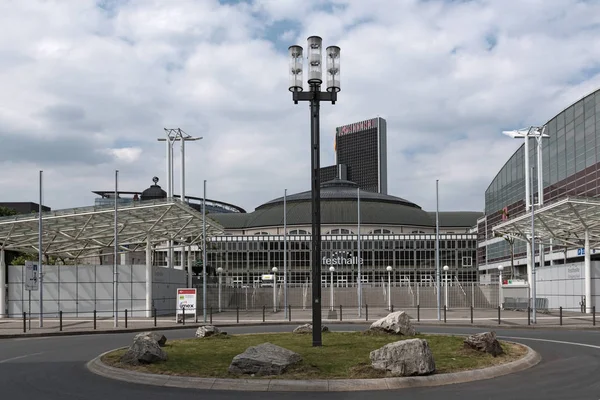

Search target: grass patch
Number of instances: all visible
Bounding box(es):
[102,332,527,379]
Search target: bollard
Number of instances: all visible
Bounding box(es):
[288,305,291,322]
[365,304,369,321]
[262,305,266,322]
[59,311,63,331]
[391,304,394,313]
[236,307,239,324]
[594,306,596,326]
[339,305,342,322]
[528,307,531,326]
[470,306,473,324]
[23,312,26,333]
[444,305,447,323]
[153,308,157,327]
[210,307,213,324]
[497,306,501,325]
[125,309,128,328]
[182,307,185,325]
[560,307,563,326]
[417,305,420,322]
[94,309,97,330]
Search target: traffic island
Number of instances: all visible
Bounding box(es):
[87,331,541,391]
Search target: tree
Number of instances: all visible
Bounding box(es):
[0,206,17,217]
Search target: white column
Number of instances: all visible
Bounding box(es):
[273,270,277,312]
[524,136,533,290]
[549,238,554,266]
[0,248,6,318]
[181,138,186,203]
[145,236,152,318]
[187,244,193,288]
[585,230,592,314]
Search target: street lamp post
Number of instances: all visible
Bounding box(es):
[329,266,335,311]
[443,265,449,310]
[289,36,341,347]
[498,265,504,310]
[217,267,223,313]
[386,266,392,311]
[272,267,278,313]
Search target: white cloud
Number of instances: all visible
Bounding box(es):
[1,0,600,214]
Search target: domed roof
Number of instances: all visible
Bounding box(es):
[141,177,167,201]
[236,178,433,228]
[258,178,421,210]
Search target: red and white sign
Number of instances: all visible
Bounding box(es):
[176,288,197,320]
[337,118,377,137]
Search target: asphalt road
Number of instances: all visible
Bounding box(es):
[1,324,600,400]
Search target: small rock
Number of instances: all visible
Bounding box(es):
[120,335,168,365]
[229,342,302,376]
[195,325,224,338]
[370,338,435,376]
[463,331,504,357]
[368,311,416,336]
[292,323,329,334]
[133,331,167,347]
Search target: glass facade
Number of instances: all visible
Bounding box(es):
[481,89,600,265]
[202,234,477,286]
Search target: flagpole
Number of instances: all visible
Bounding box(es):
[436,179,441,321]
[283,189,288,320]
[357,187,362,317]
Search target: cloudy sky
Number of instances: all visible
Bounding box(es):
[1,0,600,214]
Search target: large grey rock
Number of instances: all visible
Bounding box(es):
[120,335,168,365]
[464,331,504,357]
[293,323,329,334]
[368,311,416,336]
[133,331,167,347]
[228,342,302,376]
[195,325,224,338]
[370,338,435,377]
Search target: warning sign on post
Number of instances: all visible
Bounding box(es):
[176,288,197,322]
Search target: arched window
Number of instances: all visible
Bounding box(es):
[371,228,392,234]
[327,228,354,234]
[289,229,309,235]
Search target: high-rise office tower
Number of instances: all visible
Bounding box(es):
[331,117,387,194]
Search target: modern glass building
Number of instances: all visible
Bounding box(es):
[479,89,600,276]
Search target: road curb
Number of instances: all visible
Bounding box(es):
[1,319,599,339]
[86,340,541,392]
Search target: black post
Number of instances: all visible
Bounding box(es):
[124,309,128,328]
[153,308,157,327]
[59,311,63,331]
[470,306,473,324]
[528,306,531,326]
[94,309,97,330]
[182,307,185,326]
[236,307,239,324]
[417,304,420,322]
[210,307,213,324]
[560,307,563,326]
[339,304,342,321]
[497,306,501,325]
[23,312,26,333]
[593,306,596,326]
[444,305,447,323]
[262,305,265,322]
[391,304,394,313]
[292,71,337,347]
[365,304,368,321]
[288,305,291,322]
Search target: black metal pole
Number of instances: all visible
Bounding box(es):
[59,310,63,331]
[310,83,322,347]
[94,309,97,330]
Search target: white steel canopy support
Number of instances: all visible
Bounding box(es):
[585,229,592,314]
[0,248,6,318]
[146,236,152,318]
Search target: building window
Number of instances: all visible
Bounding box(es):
[412,230,425,234]
[462,256,472,267]
[327,228,354,234]
[289,229,309,235]
[371,228,392,234]
[254,232,269,235]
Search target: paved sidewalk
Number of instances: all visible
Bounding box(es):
[0,308,597,338]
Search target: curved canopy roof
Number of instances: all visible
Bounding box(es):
[0,198,224,258]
